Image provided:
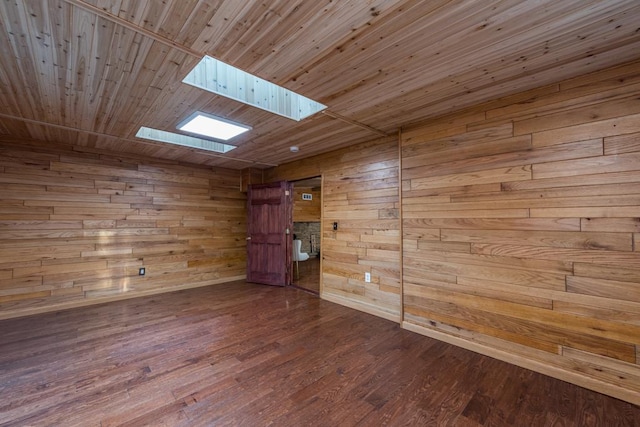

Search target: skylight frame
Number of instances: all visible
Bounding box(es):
[135,126,237,154]
[182,55,326,122]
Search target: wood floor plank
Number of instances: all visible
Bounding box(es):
[0,281,638,426]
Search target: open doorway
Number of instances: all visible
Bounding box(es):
[290,176,321,294]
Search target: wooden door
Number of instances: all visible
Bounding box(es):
[246,181,293,286]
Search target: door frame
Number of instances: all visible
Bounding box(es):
[288,175,323,294]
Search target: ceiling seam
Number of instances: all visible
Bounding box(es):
[0,113,278,167]
[321,111,391,137]
[62,0,202,58]
[62,0,390,139]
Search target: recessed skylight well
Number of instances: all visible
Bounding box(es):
[177,112,251,141]
[135,127,237,154]
[136,112,249,154]
[183,55,326,121]
[137,55,324,156]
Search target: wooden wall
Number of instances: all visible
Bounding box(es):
[240,168,264,192]
[400,60,640,405]
[2,57,638,404]
[0,138,246,319]
[292,186,321,222]
[266,137,402,321]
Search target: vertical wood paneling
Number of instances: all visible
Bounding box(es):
[265,137,401,321]
[401,61,640,405]
[0,138,246,319]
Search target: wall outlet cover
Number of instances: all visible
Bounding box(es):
[365,272,371,283]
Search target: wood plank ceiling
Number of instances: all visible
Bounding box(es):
[1,0,640,169]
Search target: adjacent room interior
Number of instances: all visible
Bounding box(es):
[1,1,640,425]
[291,176,321,294]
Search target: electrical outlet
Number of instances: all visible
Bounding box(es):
[364,272,371,283]
[139,267,146,276]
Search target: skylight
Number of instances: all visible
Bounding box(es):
[135,127,236,154]
[178,112,251,141]
[183,55,326,121]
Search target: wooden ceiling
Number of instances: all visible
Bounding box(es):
[1,0,640,169]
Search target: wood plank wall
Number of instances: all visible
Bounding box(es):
[0,138,246,319]
[292,187,321,222]
[1,58,637,404]
[265,137,402,321]
[400,59,640,405]
[240,168,264,192]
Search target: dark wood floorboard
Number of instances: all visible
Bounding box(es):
[292,256,320,293]
[0,281,638,426]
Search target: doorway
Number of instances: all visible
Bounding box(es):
[290,176,321,294]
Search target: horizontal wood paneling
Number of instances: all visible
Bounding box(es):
[401,60,640,405]
[240,167,263,192]
[292,187,321,222]
[0,138,246,319]
[266,137,401,321]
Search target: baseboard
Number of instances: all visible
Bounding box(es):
[402,321,640,407]
[321,292,401,323]
[0,275,247,321]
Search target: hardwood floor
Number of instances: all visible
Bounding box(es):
[292,256,320,294]
[0,281,638,426]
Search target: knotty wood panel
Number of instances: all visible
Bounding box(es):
[401,60,640,405]
[3,1,640,168]
[266,137,401,321]
[0,138,246,319]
